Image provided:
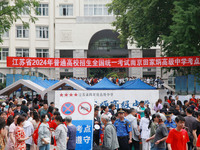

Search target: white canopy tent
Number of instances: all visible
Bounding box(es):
[0,79,46,97]
[0,79,86,99]
[43,79,86,95]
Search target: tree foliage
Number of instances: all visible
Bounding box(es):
[0,0,39,43]
[108,0,200,75]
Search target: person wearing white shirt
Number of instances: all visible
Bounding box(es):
[139,109,151,150]
[125,108,140,150]
[22,113,34,150]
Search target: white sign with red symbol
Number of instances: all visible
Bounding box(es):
[78,102,92,115]
[55,91,94,120]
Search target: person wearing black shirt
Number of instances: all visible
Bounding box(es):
[21,101,29,114]
[193,111,200,145]
[109,104,116,116]
[93,107,100,146]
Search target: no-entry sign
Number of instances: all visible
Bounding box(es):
[61,102,75,115]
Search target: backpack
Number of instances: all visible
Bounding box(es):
[33,122,41,145]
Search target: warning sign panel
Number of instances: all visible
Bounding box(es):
[78,102,92,115]
[55,91,94,150]
[61,102,75,115]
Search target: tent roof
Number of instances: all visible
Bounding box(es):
[87,77,121,90]
[70,79,90,88]
[0,79,45,96]
[122,79,156,89]
[121,79,137,88]
[43,79,86,94]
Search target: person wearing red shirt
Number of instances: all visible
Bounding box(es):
[196,135,200,149]
[7,107,14,117]
[190,94,197,104]
[166,116,189,150]
[49,111,60,130]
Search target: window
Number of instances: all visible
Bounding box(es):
[16,48,29,57]
[36,49,49,58]
[36,4,48,16]
[1,31,9,38]
[59,5,73,16]
[84,0,112,16]
[21,6,29,15]
[0,73,6,83]
[39,72,48,79]
[16,26,29,38]
[60,50,73,58]
[36,26,49,39]
[0,48,9,60]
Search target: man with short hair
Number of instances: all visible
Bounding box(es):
[190,94,197,104]
[166,116,189,150]
[164,112,176,132]
[38,103,48,116]
[93,107,100,145]
[50,102,55,108]
[101,115,119,150]
[21,100,29,114]
[114,109,132,150]
[185,107,196,150]
[50,111,60,130]
[146,113,168,150]
[193,111,200,147]
[126,108,140,150]
[14,104,24,116]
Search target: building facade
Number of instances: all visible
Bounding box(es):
[0,0,170,83]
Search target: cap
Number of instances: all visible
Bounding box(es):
[2,102,6,106]
[165,112,172,117]
[159,113,167,122]
[118,108,125,113]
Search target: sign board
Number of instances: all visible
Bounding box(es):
[7,56,200,68]
[55,91,94,150]
[55,90,159,149]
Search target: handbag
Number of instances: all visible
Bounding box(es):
[42,137,50,144]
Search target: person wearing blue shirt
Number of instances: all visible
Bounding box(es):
[164,112,177,132]
[114,109,132,150]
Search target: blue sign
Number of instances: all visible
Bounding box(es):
[61,102,75,115]
[72,120,93,150]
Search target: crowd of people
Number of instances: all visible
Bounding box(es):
[0,93,199,150]
[0,94,77,150]
[93,94,200,150]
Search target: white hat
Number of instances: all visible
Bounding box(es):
[156,113,167,122]
[158,113,167,122]
[2,102,6,106]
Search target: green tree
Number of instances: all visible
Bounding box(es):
[108,0,200,75]
[0,0,39,43]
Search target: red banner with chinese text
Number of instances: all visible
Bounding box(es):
[6,56,200,68]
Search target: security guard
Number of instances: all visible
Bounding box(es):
[164,111,177,132]
[114,109,132,150]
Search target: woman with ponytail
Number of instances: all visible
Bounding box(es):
[154,99,163,112]
[53,115,68,150]
[139,109,151,150]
